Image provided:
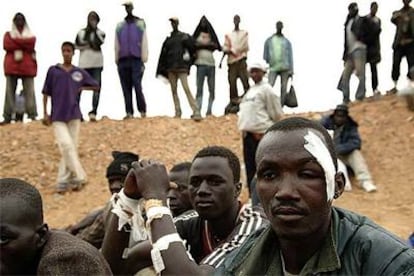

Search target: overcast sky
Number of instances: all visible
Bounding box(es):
[0,0,408,120]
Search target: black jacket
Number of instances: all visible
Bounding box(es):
[156,30,195,78]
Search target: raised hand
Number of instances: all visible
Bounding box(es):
[126,159,170,200]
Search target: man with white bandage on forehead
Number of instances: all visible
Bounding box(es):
[215,117,414,275]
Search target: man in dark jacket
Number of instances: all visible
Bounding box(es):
[388,0,414,94]
[156,17,202,121]
[215,117,414,275]
[364,2,382,96]
[0,178,112,275]
[337,2,367,103]
[321,104,377,192]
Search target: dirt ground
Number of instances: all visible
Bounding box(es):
[0,94,413,239]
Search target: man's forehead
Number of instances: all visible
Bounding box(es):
[257,129,327,157]
[190,156,231,176]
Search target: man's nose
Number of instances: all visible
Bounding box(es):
[274,174,300,201]
[197,180,211,196]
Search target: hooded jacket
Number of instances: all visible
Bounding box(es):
[3,22,37,77]
[321,114,361,155]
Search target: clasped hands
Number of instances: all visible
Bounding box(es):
[123,159,170,201]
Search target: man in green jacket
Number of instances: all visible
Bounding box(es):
[215,117,414,275]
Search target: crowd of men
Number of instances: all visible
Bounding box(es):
[2,1,414,125]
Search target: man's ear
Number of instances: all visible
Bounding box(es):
[235,182,242,198]
[334,172,345,199]
[36,223,49,249]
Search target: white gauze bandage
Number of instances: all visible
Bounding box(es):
[304,130,336,201]
[110,189,148,241]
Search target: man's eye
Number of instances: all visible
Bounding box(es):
[0,236,11,245]
[299,170,321,179]
[259,170,278,180]
[189,180,201,188]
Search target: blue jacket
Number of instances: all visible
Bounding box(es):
[263,34,293,73]
[321,115,361,155]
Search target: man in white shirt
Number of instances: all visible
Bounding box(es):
[238,61,283,205]
[75,11,105,121]
[223,15,250,112]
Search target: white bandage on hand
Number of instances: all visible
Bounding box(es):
[110,189,147,241]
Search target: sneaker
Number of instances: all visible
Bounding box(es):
[88,112,97,122]
[0,119,11,125]
[361,180,377,193]
[70,179,86,191]
[140,112,146,118]
[56,182,69,194]
[123,114,133,120]
[387,87,398,95]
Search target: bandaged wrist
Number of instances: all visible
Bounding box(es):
[151,233,184,274]
[145,206,172,243]
[110,188,147,241]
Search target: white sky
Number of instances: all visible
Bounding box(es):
[0,0,409,120]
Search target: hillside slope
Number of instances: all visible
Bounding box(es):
[1,94,413,238]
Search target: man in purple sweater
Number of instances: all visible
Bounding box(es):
[42,41,99,193]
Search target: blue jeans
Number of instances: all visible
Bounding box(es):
[117,57,146,115]
[196,65,215,115]
[337,48,366,103]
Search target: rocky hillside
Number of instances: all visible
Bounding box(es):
[1,94,413,239]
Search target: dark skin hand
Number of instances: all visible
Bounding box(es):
[102,160,213,275]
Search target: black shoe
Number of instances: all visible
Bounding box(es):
[0,119,11,125]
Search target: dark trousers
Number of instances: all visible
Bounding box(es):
[369,62,378,91]
[242,132,260,206]
[228,58,249,101]
[392,43,414,82]
[77,68,102,115]
[117,57,146,115]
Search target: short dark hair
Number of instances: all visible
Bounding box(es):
[193,146,240,183]
[61,41,75,51]
[170,161,192,173]
[265,117,338,170]
[371,1,378,8]
[0,178,44,224]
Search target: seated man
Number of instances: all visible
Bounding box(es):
[321,104,377,192]
[0,178,112,275]
[167,161,195,218]
[101,146,267,274]
[67,151,139,248]
[215,117,414,275]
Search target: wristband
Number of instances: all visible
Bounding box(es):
[145,199,164,213]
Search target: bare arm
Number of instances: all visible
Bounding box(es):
[42,94,51,125]
[103,160,214,275]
